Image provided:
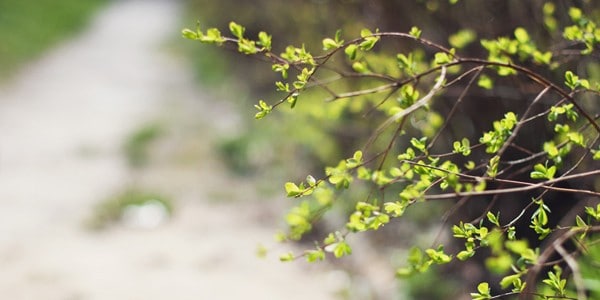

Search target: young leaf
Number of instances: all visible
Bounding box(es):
[409,26,422,38]
[345,44,358,60]
[229,21,245,39]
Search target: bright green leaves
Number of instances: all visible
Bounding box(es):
[564,70,590,90]
[433,49,456,66]
[279,252,295,262]
[257,31,272,51]
[254,100,272,119]
[322,29,344,50]
[396,245,451,277]
[284,201,313,240]
[236,40,257,56]
[453,222,490,260]
[183,22,269,54]
[284,182,302,197]
[530,162,556,180]
[384,200,409,217]
[324,239,352,258]
[228,22,259,55]
[513,27,530,44]
[228,21,244,39]
[584,204,600,221]
[345,150,363,168]
[542,266,568,297]
[410,137,427,153]
[344,44,359,60]
[563,7,600,55]
[346,201,390,232]
[397,84,421,109]
[481,27,552,74]
[293,67,314,90]
[181,28,198,40]
[477,74,494,90]
[359,28,380,51]
[343,29,380,61]
[181,27,225,44]
[500,272,526,292]
[425,246,452,264]
[480,112,517,154]
[449,29,476,49]
[409,26,422,38]
[453,138,471,156]
[304,248,326,262]
[542,3,557,32]
[272,63,289,79]
[530,199,551,239]
[281,44,316,65]
[396,52,420,75]
[548,103,578,122]
[325,151,363,189]
[284,175,319,197]
[470,282,492,300]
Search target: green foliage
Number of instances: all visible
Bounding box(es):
[124,122,164,168]
[87,189,172,230]
[0,0,108,79]
[183,2,600,299]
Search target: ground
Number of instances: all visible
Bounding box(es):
[0,1,346,299]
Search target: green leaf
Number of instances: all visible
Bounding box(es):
[181,28,198,40]
[532,51,552,65]
[305,249,325,262]
[322,38,339,50]
[487,211,500,226]
[409,26,422,38]
[345,44,358,60]
[565,71,578,90]
[257,31,272,50]
[352,61,368,73]
[530,163,555,180]
[449,29,476,49]
[567,132,585,146]
[477,74,494,89]
[279,252,295,262]
[229,21,245,39]
[434,52,452,65]
[593,149,600,160]
[328,241,352,258]
[384,201,407,217]
[457,250,474,261]
[569,7,582,22]
[500,273,522,289]
[254,100,272,119]
[410,137,427,153]
[514,27,530,43]
[284,182,301,197]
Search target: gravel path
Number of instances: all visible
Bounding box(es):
[0,1,342,299]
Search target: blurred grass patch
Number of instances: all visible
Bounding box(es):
[87,189,173,230]
[124,122,164,168]
[0,0,107,79]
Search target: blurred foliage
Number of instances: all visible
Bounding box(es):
[87,189,172,230]
[0,0,107,79]
[124,122,164,168]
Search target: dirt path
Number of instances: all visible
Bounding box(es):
[0,1,344,299]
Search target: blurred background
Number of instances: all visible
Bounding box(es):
[0,0,598,299]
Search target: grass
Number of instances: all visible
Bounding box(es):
[87,189,173,230]
[123,122,164,168]
[0,0,108,79]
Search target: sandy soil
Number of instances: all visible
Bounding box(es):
[0,1,345,299]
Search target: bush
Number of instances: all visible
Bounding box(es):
[184,2,600,299]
